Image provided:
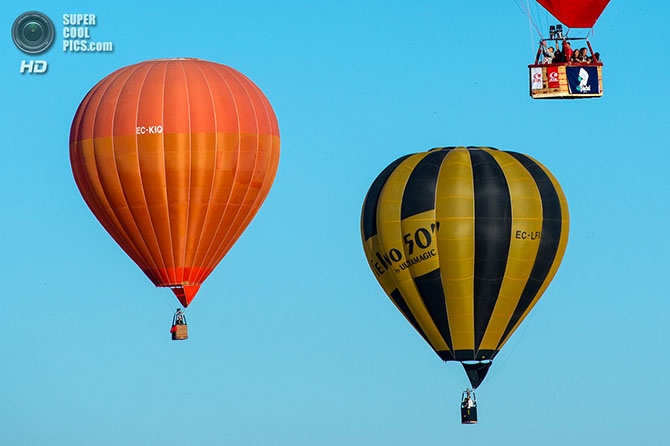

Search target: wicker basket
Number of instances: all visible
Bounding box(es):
[171,324,188,341]
[529,63,603,99]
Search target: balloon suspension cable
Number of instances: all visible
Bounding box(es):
[160,289,182,315]
[514,0,543,39]
[485,309,537,385]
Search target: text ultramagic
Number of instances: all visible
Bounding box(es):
[369,223,439,276]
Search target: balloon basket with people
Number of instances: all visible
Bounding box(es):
[529,33,603,99]
[521,1,609,99]
[460,389,478,425]
[170,308,188,341]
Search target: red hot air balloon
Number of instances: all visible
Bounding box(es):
[535,0,610,29]
[70,58,280,308]
[525,1,611,99]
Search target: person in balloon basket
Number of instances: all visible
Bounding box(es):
[170,308,186,334]
[571,47,591,64]
[462,390,475,409]
[561,39,573,63]
[540,40,557,64]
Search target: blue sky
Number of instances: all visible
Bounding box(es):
[2,1,668,445]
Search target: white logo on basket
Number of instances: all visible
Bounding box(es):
[576,68,591,93]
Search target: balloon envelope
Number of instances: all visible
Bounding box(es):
[361,147,569,387]
[70,58,280,307]
[536,0,610,28]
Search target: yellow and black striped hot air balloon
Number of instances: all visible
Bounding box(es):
[360,146,569,389]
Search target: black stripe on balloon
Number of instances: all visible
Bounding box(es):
[400,149,451,219]
[388,289,433,347]
[413,268,454,353]
[437,350,456,361]
[470,148,512,354]
[361,155,411,241]
[499,152,563,346]
[400,148,454,351]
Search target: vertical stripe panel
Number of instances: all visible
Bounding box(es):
[182,61,217,280]
[402,149,453,351]
[498,152,565,346]
[435,147,476,355]
[199,71,277,280]
[70,68,155,273]
[192,66,256,277]
[134,62,172,280]
[477,150,543,354]
[470,149,512,355]
[362,157,429,344]
[163,61,191,280]
[100,64,166,281]
[375,153,451,353]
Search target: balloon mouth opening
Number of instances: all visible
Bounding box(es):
[166,285,201,308]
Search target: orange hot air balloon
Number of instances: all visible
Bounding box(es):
[70,58,280,307]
